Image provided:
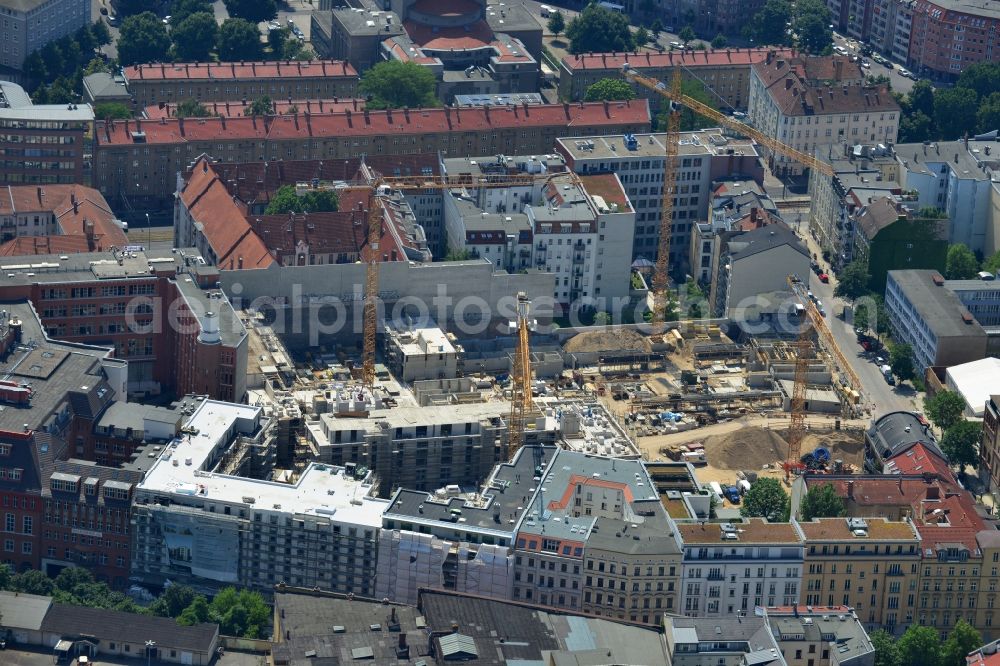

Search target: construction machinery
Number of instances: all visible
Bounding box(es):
[650,69,683,325]
[621,65,836,178]
[507,292,534,460]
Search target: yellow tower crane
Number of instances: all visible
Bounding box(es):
[507,292,534,461]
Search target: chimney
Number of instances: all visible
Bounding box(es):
[238,256,244,269]
[73,199,78,215]
[785,78,794,89]
[834,58,844,80]
[847,480,855,500]
[926,484,940,500]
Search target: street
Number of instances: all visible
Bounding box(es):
[832,32,917,95]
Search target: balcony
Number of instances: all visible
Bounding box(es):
[573,253,585,263]
[707,573,725,581]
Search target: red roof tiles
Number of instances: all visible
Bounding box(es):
[561,47,795,71]
[123,60,356,82]
[144,98,366,120]
[97,102,651,146]
[0,185,126,254]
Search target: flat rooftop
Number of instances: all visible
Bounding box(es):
[558,129,759,161]
[678,518,803,545]
[385,320,457,357]
[888,269,986,339]
[794,516,919,541]
[138,399,387,525]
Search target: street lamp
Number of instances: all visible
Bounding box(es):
[145,213,151,249]
[146,640,156,666]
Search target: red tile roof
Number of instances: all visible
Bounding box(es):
[97,102,650,146]
[144,98,366,120]
[123,60,356,82]
[0,235,94,257]
[179,164,275,270]
[915,492,986,554]
[405,19,494,51]
[885,442,955,480]
[751,55,899,116]
[561,47,795,71]
[967,644,1000,666]
[0,185,127,254]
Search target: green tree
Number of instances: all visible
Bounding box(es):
[13,570,55,596]
[547,10,565,38]
[673,79,717,131]
[711,33,727,48]
[941,619,981,666]
[85,57,111,75]
[899,110,933,143]
[22,51,47,83]
[92,19,112,46]
[853,301,870,331]
[795,0,833,54]
[934,87,979,140]
[956,61,1000,99]
[223,0,277,24]
[946,243,980,279]
[941,420,982,470]
[171,12,218,61]
[909,79,936,117]
[870,629,903,666]
[95,102,133,120]
[244,95,274,117]
[117,12,171,66]
[897,625,942,666]
[217,18,263,62]
[799,483,846,521]
[177,595,211,625]
[151,585,199,618]
[924,390,967,432]
[0,563,11,591]
[650,19,663,35]
[888,342,915,382]
[302,190,339,212]
[175,99,212,118]
[39,41,65,78]
[983,250,1000,274]
[359,60,438,109]
[265,185,302,214]
[593,311,612,326]
[445,247,472,261]
[584,78,636,102]
[834,260,870,300]
[171,0,214,27]
[678,25,695,44]
[739,477,790,522]
[209,587,270,638]
[747,0,792,46]
[635,26,649,47]
[75,25,97,55]
[566,3,635,55]
[115,0,152,16]
[976,92,1000,134]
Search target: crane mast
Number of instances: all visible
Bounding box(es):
[651,69,683,325]
[507,292,534,461]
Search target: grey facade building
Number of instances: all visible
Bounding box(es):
[0,0,91,76]
[884,269,994,372]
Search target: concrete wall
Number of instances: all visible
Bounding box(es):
[220,260,555,346]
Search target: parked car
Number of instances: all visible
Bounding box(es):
[100,6,108,15]
[898,67,912,78]
[818,273,830,283]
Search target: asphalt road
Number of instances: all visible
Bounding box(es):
[806,267,921,419]
[832,32,917,95]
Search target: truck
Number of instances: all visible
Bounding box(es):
[724,485,741,504]
[708,481,724,503]
[880,364,895,385]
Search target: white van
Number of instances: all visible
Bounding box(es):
[540,4,552,17]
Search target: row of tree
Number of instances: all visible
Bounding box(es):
[872,620,981,666]
[0,564,269,638]
[745,0,833,54]
[897,62,1000,142]
[22,22,112,103]
[924,389,983,471]
[736,477,848,523]
[116,0,278,25]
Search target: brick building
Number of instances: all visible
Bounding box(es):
[93,101,651,209]
[0,184,127,251]
[0,248,247,403]
[122,60,359,109]
[558,48,795,112]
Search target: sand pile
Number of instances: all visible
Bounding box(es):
[704,426,789,470]
[564,329,652,354]
[793,431,865,466]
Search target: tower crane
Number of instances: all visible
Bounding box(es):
[346,171,577,395]
[507,292,534,461]
[650,69,683,325]
[620,64,847,480]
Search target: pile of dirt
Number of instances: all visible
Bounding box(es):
[564,329,652,354]
[704,426,790,470]
[791,430,865,467]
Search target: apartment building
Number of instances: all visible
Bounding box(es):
[376,445,559,605]
[852,197,948,292]
[797,516,922,635]
[717,223,810,318]
[558,48,794,112]
[382,319,460,382]
[0,0,89,75]
[909,0,1000,79]
[677,519,805,617]
[0,81,93,187]
[864,410,941,474]
[0,184,126,252]
[884,270,992,373]
[748,55,899,177]
[131,398,389,595]
[556,129,763,271]
[122,61,358,109]
[981,395,1000,492]
[0,248,248,402]
[895,140,997,254]
[94,101,651,208]
[307,401,558,496]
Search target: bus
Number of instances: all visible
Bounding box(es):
[598,1,625,13]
